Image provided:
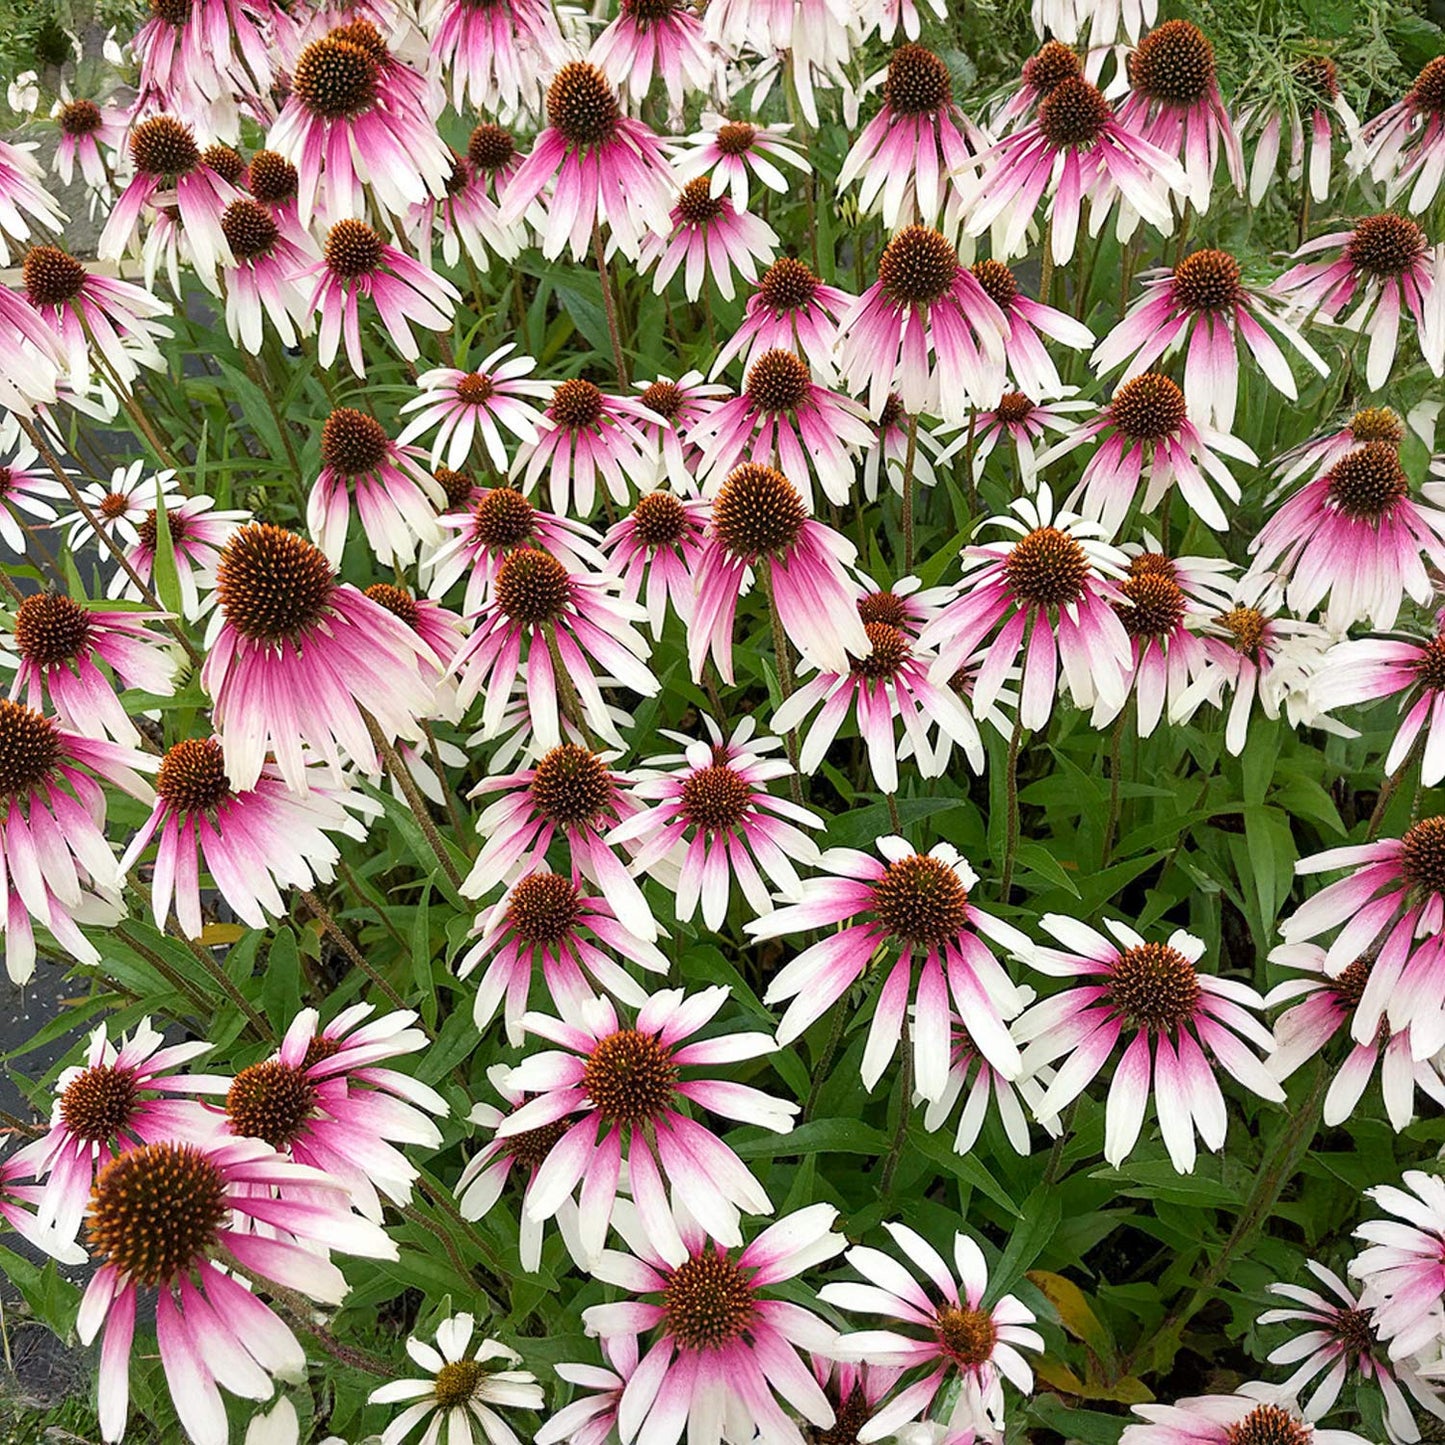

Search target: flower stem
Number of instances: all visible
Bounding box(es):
[880,1013,913,1193]
[900,414,920,571]
[1102,705,1129,864]
[592,221,629,387]
[1039,219,1055,307]
[1367,733,1425,839]
[1000,712,1025,904]
[301,889,407,1013]
[364,714,466,894]
[804,997,850,1122]
[760,561,804,804]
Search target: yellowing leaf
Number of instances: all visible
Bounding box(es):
[1027,1270,1114,1359]
[199,922,247,945]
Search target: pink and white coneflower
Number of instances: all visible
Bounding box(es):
[120,737,377,939]
[499,62,674,263]
[0,699,153,982]
[1090,552,1212,736]
[427,485,604,614]
[305,218,459,378]
[1248,441,1445,629]
[456,1064,588,1272]
[960,76,1185,263]
[922,1008,1056,1157]
[608,717,823,929]
[129,0,279,128]
[51,94,126,192]
[1281,818,1445,1052]
[98,116,239,289]
[1313,626,1445,786]
[109,494,250,621]
[267,20,452,226]
[1040,372,1255,533]
[822,1223,1042,1439]
[1093,248,1327,431]
[22,243,171,396]
[711,255,854,382]
[1265,943,1445,1131]
[20,1018,221,1244]
[772,606,985,794]
[632,373,729,490]
[1244,57,1361,208]
[922,488,1132,732]
[308,407,444,567]
[604,490,710,636]
[534,1336,638,1445]
[836,225,1008,422]
[1121,1392,1368,1445]
[200,523,438,791]
[410,140,527,274]
[1271,213,1442,390]
[692,349,874,507]
[1269,405,1408,493]
[449,545,658,750]
[53,460,180,554]
[670,115,810,210]
[1015,917,1283,1173]
[74,1136,395,1445]
[969,258,1094,402]
[1115,20,1244,211]
[3,593,175,746]
[1,1143,85,1264]
[639,177,779,303]
[220,1004,446,1219]
[217,197,317,353]
[861,396,949,502]
[462,744,656,942]
[689,462,872,684]
[419,0,565,119]
[459,867,669,1043]
[0,140,65,266]
[590,0,717,111]
[512,377,660,519]
[991,40,1085,134]
[1260,1262,1445,1440]
[582,1200,843,1444]
[1359,56,1445,215]
[499,986,798,1258]
[1173,574,1338,756]
[397,346,553,472]
[956,391,1091,491]
[839,44,985,228]
[1354,1172,1445,1359]
[366,1313,544,1445]
[747,839,1029,1101]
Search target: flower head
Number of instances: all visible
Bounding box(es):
[748,838,1029,1101]
[821,1224,1042,1438]
[640,176,779,303]
[499,986,798,1258]
[1015,916,1284,1173]
[583,1200,844,1444]
[369,1313,544,1445]
[201,523,439,791]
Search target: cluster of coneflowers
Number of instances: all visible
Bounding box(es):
[0,0,1444,1442]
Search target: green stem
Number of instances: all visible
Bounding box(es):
[803,997,850,1122]
[1102,705,1129,864]
[1366,732,1425,839]
[880,1013,913,1193]
[365,715,466,893]
[900,414,920,572]
[1000,713,1025,904]
[760,561,804,805]
[592,221,630,387]
[301,889,407,1012]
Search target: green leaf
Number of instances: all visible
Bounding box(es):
[0,1242,81,1337]
[264,928,304,1031]
[1012,842,1081,896]
[826,797,963,848]
[990,1183,1062,1297]
[729,1117,890,1159]
[151,480,182,617]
